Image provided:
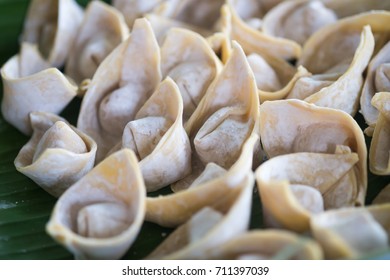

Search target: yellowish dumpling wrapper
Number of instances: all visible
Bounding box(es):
[288,25,374,116]
[21,0,84,67]
[161,28,222,120]
[259,99,367,206]
[77,18,161,161]
[255,151,359,233]
[109,78,191,192]
[205,230,323,260]
[46,149,146,259]
[146,172,254,259]
[223,2,301,60]
[172,41,259,191]
[14,112,97,197]
[1,43,77,135]
[65,1,129,85]
[146,133,259,228]
[219,6,309,102]
[262,0,337,45]
[298,11,390,74]
[311,204,390,259]
[369,92,390,175]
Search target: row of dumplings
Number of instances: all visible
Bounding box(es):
[0,0,389,259]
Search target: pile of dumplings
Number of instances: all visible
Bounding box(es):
[1,0,390,260]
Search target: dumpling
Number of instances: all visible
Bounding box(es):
[223,1,301,60]
[255,150,359,232]
[146,133,259,228]
[288,25,375,116]
[259,99,367,206]
[109,78,191,192]
[65,1,129,85]
[262,0,337,45]
[146,172,254,259]
[369,92,390,175]
[1,43,77,135]
[161,28,222,120]
[14,112,97,197]
[46,149,146,259]
[172,41,259,190]
[21,0,83,67]
[311,204,390,259]
[219,6,309,102]
[77,18,161,161]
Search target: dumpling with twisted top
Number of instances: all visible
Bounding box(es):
[108,78,191,192]
[170,41,259,191]
[14,112,97,197]
[77,18,161,161]
[262,0,337,45]
[161,28,222,120]
[1,43,77,135]
[21,0,83,67]
[255,149,360,233]
[65,1,129,85]
[46,149,146,259]
[288,24,375,116]
[259,100,367,206]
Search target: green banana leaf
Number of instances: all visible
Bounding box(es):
[0,0,389,260]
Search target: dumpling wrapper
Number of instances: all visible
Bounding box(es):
[223,2,301,60]
[219,6,310,102]
[360,42,390,128]
[369,92,390,175]
[205,230,323,260]
[259,99,367,206]
[311,204,390,259]
[171,41,259,191]
[161,28,222,120]
[46,149,146,260]
[255,151,359,233]
[288,25,374,116]
[65,1,129,85]
[146,172,254,259]
[109,78,191,192]
[21,0,83,67]
[77,18,161,161]
[1,43,77,135]
[146,133,259,228]
[262,0,337,45]
[298,11,390,75]
[14,112,97,197]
